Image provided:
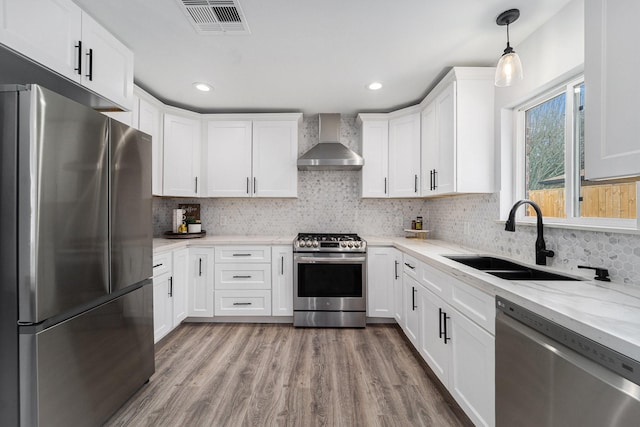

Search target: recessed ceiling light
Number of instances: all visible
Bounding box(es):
[367,82,383,91]
[193,82,213,92]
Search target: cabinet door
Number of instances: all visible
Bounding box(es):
[402,274,420,346]
[361,120,389,198]
[188,248,214,317]
[163,113,201,197]
[434,83,456,195]
[153,273,172,343]
[585,0,640,179]
[80,11,134,110]
[271,246,293,316]
[389,113,421,197]
[366,247,395,318]
[252,120,298,197]
[0,0,81,82]
[138,97,163,196]
[418,286,449,386]
[172,248,189,326]
[449,309,495,427]
[421,102,438,197]
[205,120,252,197]
[393,250,403,323]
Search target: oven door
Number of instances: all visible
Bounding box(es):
[294,252,366,312]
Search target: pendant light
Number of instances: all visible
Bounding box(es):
[495,9,523,87]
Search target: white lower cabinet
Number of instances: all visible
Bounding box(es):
[152,248,188,343]
[214,246,272,316]
[402,273,420,347]
[366,247,400,318]
[188,247,215,317]
[393,250,495,427]
[392,250,404,323]
[271,246,293,316]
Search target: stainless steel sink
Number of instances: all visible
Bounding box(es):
[444,255,581,281]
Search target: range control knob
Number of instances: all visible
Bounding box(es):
[312,240,319,248]
[354,241,361,248]
[340,241,347,248]
[303,240,310,247]
[348,241,354,248]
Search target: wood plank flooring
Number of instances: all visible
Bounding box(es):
[105,323,469,427]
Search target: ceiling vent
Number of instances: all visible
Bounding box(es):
[177,0,250,35]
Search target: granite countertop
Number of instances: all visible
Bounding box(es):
[152,234,640,361]
[363,236,640,362]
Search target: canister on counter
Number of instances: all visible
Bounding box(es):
[416,216,423,230]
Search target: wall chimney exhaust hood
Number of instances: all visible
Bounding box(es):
[297,114,364,171]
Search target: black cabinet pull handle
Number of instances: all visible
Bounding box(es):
[281,256,284,275]
[404,262,415,270]
[195,177,198,193]
[394,260,399,279]
[246,177,250,194]
[412,287,417,311]
[384,177,387,194]
[168,277,173,297]
[232,275,252,279]
[199,258,202,276]
[433,169,438,190]
[74,41,82,74]
[439,308,444,339]
[233,302,252,306]
[85,48,93,81]
[414,174,418,193]
[153,263,163,268]
[233,253,252,257]
[430,170,434,191]
[253,177,256,194]
[443,310,450,344]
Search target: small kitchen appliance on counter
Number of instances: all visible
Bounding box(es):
[293,233,367,327]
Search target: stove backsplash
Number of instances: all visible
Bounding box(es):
[153,116,428,237]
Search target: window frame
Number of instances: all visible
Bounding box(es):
[510,75,639,231]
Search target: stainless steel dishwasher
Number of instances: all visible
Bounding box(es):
[496,296,640,427]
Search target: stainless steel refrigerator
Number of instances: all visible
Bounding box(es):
[0,84,154,426]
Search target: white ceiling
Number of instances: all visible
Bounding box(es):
[74,0,572,115]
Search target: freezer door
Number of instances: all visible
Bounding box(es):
[110,121,153,292]
[19,282,154,427]
[17,85,110,324]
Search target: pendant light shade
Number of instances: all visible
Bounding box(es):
[495,9,523,87]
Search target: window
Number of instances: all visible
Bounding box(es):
[515,76,637,228]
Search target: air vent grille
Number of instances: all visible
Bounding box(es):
[177,0,250,34]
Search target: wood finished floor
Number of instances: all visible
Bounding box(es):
[105,323,468,427]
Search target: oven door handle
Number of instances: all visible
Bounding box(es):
[295,256,366,263]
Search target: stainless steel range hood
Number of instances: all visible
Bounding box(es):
[297,114,364,170]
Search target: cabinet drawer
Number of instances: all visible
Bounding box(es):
[214,290,272,316]
[215,246,271,263]
[449,278,495,334]
[152,252,172,277]
[215,263,271,290]
[403,254,420,279]
[420,262,452,298]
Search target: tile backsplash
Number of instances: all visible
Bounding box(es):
[154,115,640,285]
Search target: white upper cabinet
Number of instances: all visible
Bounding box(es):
[137,91,164,196]
[389,112,421,197]
[204,115,300,198]
[420,67,495,197]
[0,0,81,82]
[359,110,420,198]
[163,111,201,197]
[360,118,389,198]
[252,120,298,197]
[0,0,134,110]
[585,0,640,180]
[206,120,253,197]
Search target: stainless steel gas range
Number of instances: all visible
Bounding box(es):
[293,233,367,328]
